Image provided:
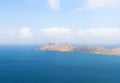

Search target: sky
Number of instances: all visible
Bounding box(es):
[0,0,120,45]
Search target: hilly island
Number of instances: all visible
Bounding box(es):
[38,42,120,55]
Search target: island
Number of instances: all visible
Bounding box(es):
[37,42,120,55]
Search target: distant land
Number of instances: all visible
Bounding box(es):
[37,42,120,55]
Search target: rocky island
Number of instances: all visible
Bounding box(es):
[39,42,73,52]
[38,42,120,55]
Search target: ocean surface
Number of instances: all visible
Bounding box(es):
[0,45,120,83]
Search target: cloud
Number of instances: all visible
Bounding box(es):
[48,0,60,10]
[0,27,33,39]
[0,30,3,38]
[0,28,16,39]
[75,0,120,11]
[19,27,33,38]
[38,27,120,44]
[86,0,120,9]
[9,28,16,34]
[39,27,72,39]
[0,27,120,44]
[76,28,120,44]
[77,28,120,37]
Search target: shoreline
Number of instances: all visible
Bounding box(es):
[38,42,120,55]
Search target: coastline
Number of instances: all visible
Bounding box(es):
[37,42,120,55]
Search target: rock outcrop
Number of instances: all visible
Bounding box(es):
[40,42,57,51]
[110,48,120,54]
[38,43,120,55]
[71,46,110,53]
[39,42,73,52]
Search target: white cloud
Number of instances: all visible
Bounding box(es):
[48,0,60,10]
[40,27,72,39]
[75,0,120,11]
[0,30,3,38]
[87,0,120,9]
[76,28,120,44]
[5,28,17,38]
[0,28,16,39]
[77,28,120,36]
[38,27,120,44]
[9,28,16,34]
[0,27,120,44]
[0,27,33,39]
[19,27,33,38]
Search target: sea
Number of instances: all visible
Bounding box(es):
[0,45,120,83]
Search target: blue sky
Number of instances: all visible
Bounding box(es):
[0,0,120,45]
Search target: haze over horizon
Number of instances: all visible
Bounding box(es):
[0,0,120,45]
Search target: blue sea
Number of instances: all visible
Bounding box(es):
[0,45,120,83]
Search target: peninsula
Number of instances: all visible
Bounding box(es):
[38,42,120,55]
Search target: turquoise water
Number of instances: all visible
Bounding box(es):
[0,45,120,83]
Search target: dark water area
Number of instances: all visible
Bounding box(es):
[0,45,120,83]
